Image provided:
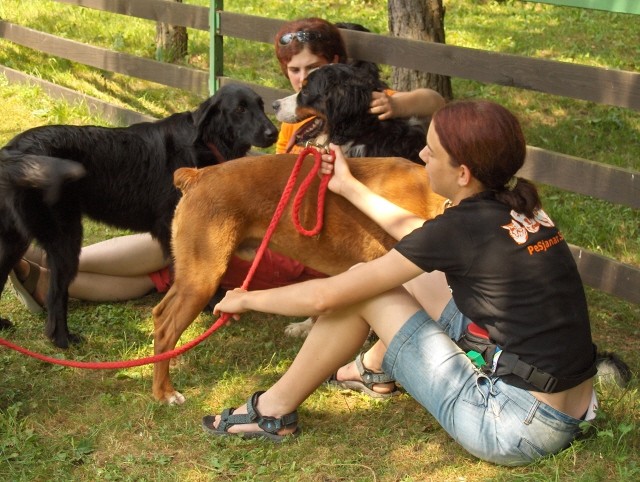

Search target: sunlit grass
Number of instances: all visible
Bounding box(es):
[0,1,638,480]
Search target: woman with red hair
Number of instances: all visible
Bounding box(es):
[203,100,597,466]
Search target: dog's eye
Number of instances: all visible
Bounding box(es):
[235,106,247,114]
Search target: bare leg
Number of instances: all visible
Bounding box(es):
[25,233,168,277]
[333,270,451,393]
[14,259,156,303]
[207,283,437,435]
[67,272,156,301]
[78,233,169,276]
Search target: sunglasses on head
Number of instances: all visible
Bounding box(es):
[278,30,323,46]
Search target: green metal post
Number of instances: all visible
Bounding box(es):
[209,0,224,95]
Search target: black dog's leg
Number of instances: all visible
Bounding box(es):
[0,223,31,329]
[40,221,83,348]
[154,219,173,260]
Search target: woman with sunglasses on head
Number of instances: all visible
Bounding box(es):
[272,18,445,397]
[273,17,445,154]
[202,100,598,466]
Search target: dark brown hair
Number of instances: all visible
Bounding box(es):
[274,18,347,77]
[433,100,541,216]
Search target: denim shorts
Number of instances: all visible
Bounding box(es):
[382,300,586,466]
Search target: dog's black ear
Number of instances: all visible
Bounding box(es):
[191,93,223,144]
[348,60,388,90]
[326,75,378,143]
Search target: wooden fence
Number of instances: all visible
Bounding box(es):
[0,0,638,304]
[523,0,640,15]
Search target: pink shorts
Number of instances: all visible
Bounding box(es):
[149,267,173,293]
[148,249,326,294]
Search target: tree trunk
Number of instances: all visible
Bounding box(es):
[388,0,453,100]
[155,0,188,63]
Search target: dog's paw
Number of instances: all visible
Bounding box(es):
[596,351,632,388]
[166,391,186,405]
[284,317,315,338]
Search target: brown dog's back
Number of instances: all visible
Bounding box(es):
[173,154,444,276]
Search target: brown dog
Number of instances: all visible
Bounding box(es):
[151,153,445,404]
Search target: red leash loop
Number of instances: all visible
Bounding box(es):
[291,147,335,236]
[0,147,332,369]
[238,146,333,289]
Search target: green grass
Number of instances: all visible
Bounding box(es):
[1,0,639,480]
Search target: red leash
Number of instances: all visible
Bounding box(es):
[0,147,333,369]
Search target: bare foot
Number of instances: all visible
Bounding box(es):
[23,245,48,268]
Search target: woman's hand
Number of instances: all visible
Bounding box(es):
[213,288,248,322]
[370,89,445,121]
[321,144,356,196]
[369,91,394,120]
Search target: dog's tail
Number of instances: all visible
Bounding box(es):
[174,167,202,193]
[596,351,633,388]
[0,151,86,205]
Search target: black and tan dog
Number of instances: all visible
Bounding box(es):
[0,84,278,349]
[151,153,446,403]
[272,63,427,164]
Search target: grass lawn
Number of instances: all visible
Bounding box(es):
[0,1,638,480]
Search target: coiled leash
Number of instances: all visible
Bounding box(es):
[0,146,334,369]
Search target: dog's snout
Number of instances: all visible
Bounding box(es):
[272,100,281,113]
[265,125,278,141]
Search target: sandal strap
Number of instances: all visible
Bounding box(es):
[216,407,255,433]
[355,353,395,386]
[206,391,298,436]
[247,391,298,434]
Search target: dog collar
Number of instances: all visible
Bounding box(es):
[207,142,227,164]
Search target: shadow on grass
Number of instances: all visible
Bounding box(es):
[1,287,638,480]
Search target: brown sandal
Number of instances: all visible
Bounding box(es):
[9,259,44,314]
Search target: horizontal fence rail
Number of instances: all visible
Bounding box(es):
[55,0,211,30]
[216,12,640,111]
[0,65,156,125]
[0,22,209,95]
[0,0,637,304]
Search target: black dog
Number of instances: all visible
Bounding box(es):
[0,83,278,348]
[272,63,427,163]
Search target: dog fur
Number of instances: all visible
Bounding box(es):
[0,84,278,349]
[151,153,446,403]
[272,63,428,164]
[273,63,430,337]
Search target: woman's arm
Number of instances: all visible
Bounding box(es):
[214,249,423,319]
[322,145,426,240]
[371,88,445,121]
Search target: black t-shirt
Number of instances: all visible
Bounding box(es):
[394,191,596,391]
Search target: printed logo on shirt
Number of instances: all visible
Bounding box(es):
[501,209,555,245]
[527,231,564,255]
